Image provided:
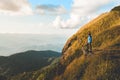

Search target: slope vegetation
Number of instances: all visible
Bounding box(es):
[36,6,120,80]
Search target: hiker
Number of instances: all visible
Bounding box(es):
[87,32,92,53]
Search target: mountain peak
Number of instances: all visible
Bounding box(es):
[111,5,120,11]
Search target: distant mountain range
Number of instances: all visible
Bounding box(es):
[0,50,60,80]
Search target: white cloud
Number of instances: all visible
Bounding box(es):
[72,0,112,15]
[53,16,62,27]
[53,0,114,29]
[0,0,33,16]
[35,5,67,15]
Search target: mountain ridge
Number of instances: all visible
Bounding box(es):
[0,50,60,79]
[35,5,120,80]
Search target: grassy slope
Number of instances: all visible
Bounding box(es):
[62,9,120,62]
[35,6,120,80]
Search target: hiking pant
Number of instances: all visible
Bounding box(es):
[88,43,92,52]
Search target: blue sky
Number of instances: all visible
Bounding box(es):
[29,0,72,10]
[0,0,119,35]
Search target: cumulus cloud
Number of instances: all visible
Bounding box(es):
[53,15,86,29]
[0,0,33,15]
[35,5,67,15]
[53,0,113,29]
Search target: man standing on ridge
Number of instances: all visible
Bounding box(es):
[88,32,92,53]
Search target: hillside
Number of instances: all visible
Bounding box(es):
[35,6,120,80]
[0,50,60,80]
[2,6,120,80]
